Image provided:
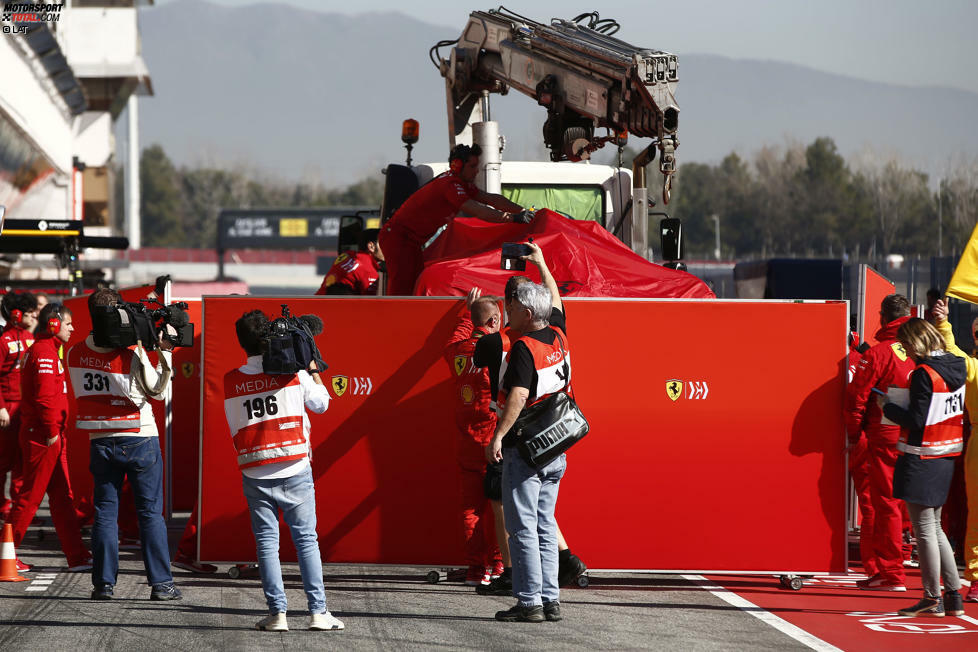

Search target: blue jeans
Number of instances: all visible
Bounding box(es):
[502,450,566,607]
[241,466,326,614]
[89,436,172,587]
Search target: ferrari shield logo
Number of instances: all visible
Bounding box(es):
[181,362,194,378]
[330,375,348,397]
[454,355,467,376]
[891,342,908,362]
[666,379,683,402]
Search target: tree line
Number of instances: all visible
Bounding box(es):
[137,139,978,259]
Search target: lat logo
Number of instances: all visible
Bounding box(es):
[454,355,467,376]
[181,362,194,379]
[666,379,711,401]
[666,380,683,402]
[331,375,348,397]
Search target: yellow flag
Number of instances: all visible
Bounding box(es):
[946,221,978,304]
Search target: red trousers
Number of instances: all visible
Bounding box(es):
[850,438,878,577]
[5,426,89,566]
[866,429,905,582]
[378,226,423,296]
[459,465,500,568]
[0,401,23,515]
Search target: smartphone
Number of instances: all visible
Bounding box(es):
[500,242,533,271]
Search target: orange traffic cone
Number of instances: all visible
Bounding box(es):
[0,522,28,582]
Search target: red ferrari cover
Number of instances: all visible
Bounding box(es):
[413,209,715,298]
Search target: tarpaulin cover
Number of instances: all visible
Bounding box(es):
[413,209,715,298]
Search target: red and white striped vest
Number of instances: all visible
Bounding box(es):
[224,369,309,470]
[897,364,964,459]
[498,327,571,408]
[67,344,141,435]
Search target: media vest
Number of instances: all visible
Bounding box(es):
[897,364,964,459]
[67,345,141,435]
[498,327,571,409]
[224,369,309,470]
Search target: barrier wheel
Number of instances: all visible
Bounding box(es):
[425,570,441,584]
[576,574,589,588]
[789,577,804,591]
[778,575,790,588]
[228,566,241,579]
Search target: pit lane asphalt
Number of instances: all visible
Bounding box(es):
[0,509,812,651]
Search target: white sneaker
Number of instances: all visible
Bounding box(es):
[309,611,344,631]
[255,612,288,631]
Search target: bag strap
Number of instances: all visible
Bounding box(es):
[553,329,572,395]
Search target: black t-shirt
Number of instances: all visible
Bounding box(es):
[473,307,566,399]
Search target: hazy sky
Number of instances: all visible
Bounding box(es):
[155,0,978,93]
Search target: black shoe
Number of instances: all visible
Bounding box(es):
[558,553,587,587]
[495,603,544,623]
[543,601,562,621]
[477,571,513,596]
[944,590,965,616]
[897,597,944,617]
[150,583,182,601]
[91,585,114,600]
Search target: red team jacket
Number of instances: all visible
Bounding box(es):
[846,316,916,442]
[315,251,380,295]
[0,324,34,409]
[19,335,68,441]
[443,313,495,468]
[385,173,479,245]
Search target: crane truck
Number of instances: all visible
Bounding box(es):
[380,7,683,265]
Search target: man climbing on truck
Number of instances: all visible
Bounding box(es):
[379,143,529,296]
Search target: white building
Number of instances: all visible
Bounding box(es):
[0,0,152,287]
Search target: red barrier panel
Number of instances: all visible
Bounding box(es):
[169,299,201,511]
[859,266,895,346]
[199,297,848,573]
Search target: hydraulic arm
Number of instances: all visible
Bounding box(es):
[434,7,680,202]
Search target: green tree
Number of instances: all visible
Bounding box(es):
[140,145,185,246]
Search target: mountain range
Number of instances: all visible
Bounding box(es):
[138,0,978,186]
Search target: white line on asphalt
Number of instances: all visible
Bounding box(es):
[960,615,978,626]
[682,574,843,652]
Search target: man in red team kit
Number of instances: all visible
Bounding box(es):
[378,143,527,296]
[444,287,503,586]
[315,229,385,296]
[0,291,39,519]
[846,294,916,591]
[5,303,91,572]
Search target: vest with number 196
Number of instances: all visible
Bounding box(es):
[224,369,308,469]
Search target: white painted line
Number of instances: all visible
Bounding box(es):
[29,580,54,586]
[960,615,978,626]
[25,586,49,592]
[682,574,843,652]
[35,573,57,579]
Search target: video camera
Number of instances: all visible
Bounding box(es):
[262,304,327,375]
[92,297,194,351]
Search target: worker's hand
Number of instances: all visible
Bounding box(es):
[934,298,948,323]
[513,208,534,224]
[486,434,504,463]
[466,287,482,310]
[157,333,174,352]
[876,394,888,409]
[522,241,545,268]
[0,408,9,428]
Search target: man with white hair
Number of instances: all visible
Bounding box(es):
[487,264,571,623]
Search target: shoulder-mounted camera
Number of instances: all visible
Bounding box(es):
[262,304,327,375]
[92,298,194,350]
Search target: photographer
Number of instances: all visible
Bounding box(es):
[66,288,181,601]
[225,310,343,632]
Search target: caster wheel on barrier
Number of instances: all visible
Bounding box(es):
[778,575,790,588]
[789,577,804,591]
[576,574,589,588]
[228,565,241,578]
[425,570,441,584]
